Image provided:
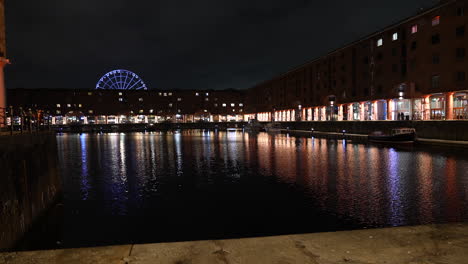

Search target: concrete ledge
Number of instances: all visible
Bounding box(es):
[417,138,468,147]
[1,223,468,264]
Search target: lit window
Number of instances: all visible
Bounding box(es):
[232,109,235,112]
[139,98,143,102]
[169,103,173,107]
[222,103,226,107]
[159,92,162,96]
[432,16,440,26]
[139,110,144,113]
[163,93,167,96]
[177,97,182,101]
[411,24,418,34]
[178,109,181,113]
[119,98,123,102]
[168,92,172,96]
[377,38,383,47]
[119,92,123,96]
[149,109,154,113]
[205,92,209,96]
[195,92,199,96]
[78,104,82,108]
[56,104,61,108]
[239,103,243,107]
[214,103,218,107]
[205,98,209,101]
[67,104,71,107]
[56,110,61,114]
[392,32,398,41]
[88,110,93,114]
[230,103,235,107]
[240,109,243,112]
[88,92,93,96]
[204,109,207,112]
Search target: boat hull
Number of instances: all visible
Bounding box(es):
[368,133,415,144]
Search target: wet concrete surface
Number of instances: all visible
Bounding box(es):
[1,223,468,264]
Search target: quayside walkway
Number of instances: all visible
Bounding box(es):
[1,223,467,264]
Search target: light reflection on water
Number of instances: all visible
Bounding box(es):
[55,130,468,248]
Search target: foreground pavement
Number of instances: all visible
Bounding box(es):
[1,223,468,264]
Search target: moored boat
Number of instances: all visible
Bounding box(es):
[368,128,416,144]
[244,119,263,132]
[264,122,282,133]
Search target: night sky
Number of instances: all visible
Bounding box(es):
[5,0,438,90]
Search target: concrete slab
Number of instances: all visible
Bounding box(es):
[1,224,468,264]
[0,245,132,264]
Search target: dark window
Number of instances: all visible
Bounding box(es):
[377,52,383,61]
[433,53,440,64]
[401,63,407,76]
[432,75,440,89]
[410,59,417,70]
[392,47,397,56]
[431,34,440,44]
[411,41,417,50]
[456,48,465,59]
[364,88,369,96]
[351,90,357,97]
[456,25,465,37]
[456,71,466,81]
[392,64,398,73]
[341,65,346,71]
[377,85,383,95]
[457,7,465,16]
[401,44,407,57]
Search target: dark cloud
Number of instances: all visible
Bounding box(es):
[5,0,438,90]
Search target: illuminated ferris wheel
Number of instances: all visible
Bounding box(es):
[95,69,148,90]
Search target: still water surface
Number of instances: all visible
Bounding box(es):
[34,130,468,249]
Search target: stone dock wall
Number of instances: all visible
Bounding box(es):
[51,121,468,141]
[273,120,468,141]
[0,133,61,251]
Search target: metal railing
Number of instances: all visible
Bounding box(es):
[0,107,52,135]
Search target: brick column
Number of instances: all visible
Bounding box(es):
[446,92,454,120]
[387,99,393,120]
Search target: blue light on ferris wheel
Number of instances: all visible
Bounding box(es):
[95,69,148,90]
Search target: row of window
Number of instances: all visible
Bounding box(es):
[431,72,466,89]
[56,102,244,108]
[54,108,244,115]
[375,14,459,48]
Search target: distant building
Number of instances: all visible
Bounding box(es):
[6,88,246,124]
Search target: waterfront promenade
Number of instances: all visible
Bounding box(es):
[1,224,467,264]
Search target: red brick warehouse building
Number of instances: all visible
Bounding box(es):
[244,0,468,122]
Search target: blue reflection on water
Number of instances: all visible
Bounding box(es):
[54,131,468,249]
